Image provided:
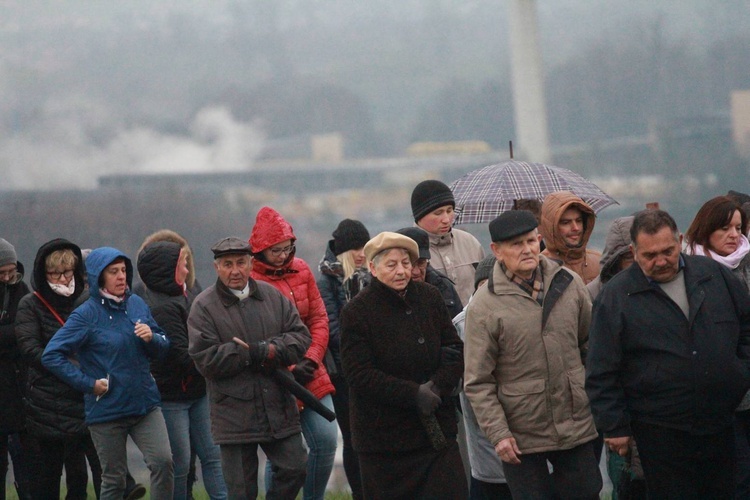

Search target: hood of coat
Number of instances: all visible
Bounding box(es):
[539,191,596,260]
[85,247,133,299]
[249,206,297,254]
[137,229,196,289]
[137,241,184,297]
[32,238,85,306]
[598,216,634,284]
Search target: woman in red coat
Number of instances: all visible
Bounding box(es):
[249,206,337,500]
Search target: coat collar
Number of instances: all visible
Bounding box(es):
[216,277,264,307]
[622,253,705,295]
[489,255,562,297]
[426,229,453,247]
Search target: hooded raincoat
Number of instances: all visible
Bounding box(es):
[250,207,334,404]
[42,247,169,424]
[540,191,601,284]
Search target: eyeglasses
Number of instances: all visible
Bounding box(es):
[0,268,17,280]
[269,244,295,257]
[415,259,429,270]
[46,269,75,280]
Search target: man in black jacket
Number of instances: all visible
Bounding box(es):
[585,209,750,499]
[395,227,463,319]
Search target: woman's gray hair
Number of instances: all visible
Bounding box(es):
[370,247,411,267]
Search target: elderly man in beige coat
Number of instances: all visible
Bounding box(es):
[464,210,601,499]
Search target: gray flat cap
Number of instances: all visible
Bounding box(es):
[211,237,251,258]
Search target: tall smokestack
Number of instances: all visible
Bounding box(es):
[508,0,551,163]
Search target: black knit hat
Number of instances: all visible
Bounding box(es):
[474,255,496,290]
[395,227,431,260]
[489,211,538,242]
[332,219,370,255]
[411,180,455,222]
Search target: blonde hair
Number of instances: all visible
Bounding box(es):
[45,249,78,271]
[337,250,359,280]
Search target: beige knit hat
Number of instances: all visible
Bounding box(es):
[364,232,419,263]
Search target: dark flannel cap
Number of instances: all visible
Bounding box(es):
[411,180,455,222]
[395,227,430,260]
[474,255,497,290]
[332,219,370,255]
[489,211,538,243]
[211,237,251,258]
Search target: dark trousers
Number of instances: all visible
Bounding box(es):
[25,433,100,500]
[220,433,307,500]
[331,374,363,499]
[632,421,735,500]
[502,441,602,500]
[469,477,512,500]
[735,410,750,499]
[0,432,29,500]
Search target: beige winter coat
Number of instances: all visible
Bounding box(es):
[540,191,601,284]
[463,256,597,454]
[426,227,485,306]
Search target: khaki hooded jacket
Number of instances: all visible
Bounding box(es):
[540,191,601,284]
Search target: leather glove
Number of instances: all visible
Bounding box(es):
[416,381,442,416]
[260,343,280,374]
[292,357,318,385]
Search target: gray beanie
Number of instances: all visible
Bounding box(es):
[0,239,17,268]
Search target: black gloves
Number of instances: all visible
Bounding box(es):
[246,341,279,373]
[416,381,442,416]
[292,357,318,385]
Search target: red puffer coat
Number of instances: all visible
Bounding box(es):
[249,206,334,406]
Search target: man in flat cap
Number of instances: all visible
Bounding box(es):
[188,237,312,499]
[340,232,467,498]
[463,212,602,499]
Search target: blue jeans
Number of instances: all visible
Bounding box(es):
[162,396,227,499]
[89,407,174,500]
[266,395,338,500]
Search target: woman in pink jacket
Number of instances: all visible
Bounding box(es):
[249,206,337,500]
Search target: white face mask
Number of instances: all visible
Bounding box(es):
[48,277,76,297]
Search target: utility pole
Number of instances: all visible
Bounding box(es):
[508,0,551,162]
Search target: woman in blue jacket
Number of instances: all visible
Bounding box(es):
[42,247,173,500]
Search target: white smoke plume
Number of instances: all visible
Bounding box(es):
[0,102,265,190]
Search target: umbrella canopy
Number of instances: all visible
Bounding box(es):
[450,160,618,225]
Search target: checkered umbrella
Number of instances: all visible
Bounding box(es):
[450,160,618,224]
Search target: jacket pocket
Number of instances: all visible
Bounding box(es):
[567,366,591,420]
[500,378,547,431]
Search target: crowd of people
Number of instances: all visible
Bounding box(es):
[1,180,750,500]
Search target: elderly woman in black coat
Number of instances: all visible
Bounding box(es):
[340,232,467,499]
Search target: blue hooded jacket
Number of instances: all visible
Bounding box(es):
[42,247,169,424]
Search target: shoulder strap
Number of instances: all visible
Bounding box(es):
[541,270,574,330]
[33,291,65,327]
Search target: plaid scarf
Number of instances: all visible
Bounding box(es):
[500,262,544,305]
